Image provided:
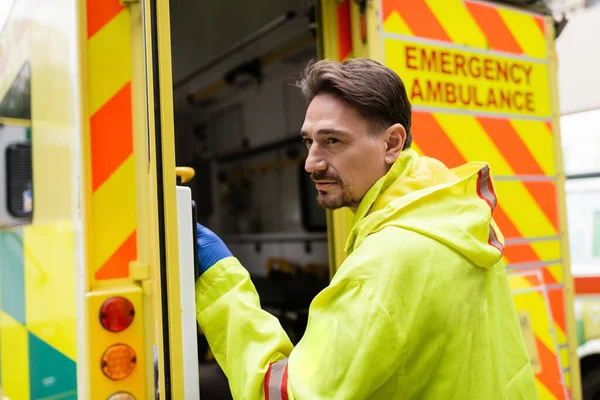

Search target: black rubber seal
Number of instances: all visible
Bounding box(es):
[149,0,172,397]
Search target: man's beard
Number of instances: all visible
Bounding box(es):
[311,171,361,210]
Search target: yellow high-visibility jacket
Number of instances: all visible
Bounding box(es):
[195,148,539,400]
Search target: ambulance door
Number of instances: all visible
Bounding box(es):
[319,1,582,399]
[139,0,198,398]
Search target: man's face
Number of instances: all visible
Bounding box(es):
[301,93,391,211]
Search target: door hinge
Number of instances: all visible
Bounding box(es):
[129,260,151,281]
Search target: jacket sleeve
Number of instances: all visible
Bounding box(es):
[195,256,403,400]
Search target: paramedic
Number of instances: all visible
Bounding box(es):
[195,58,539,399]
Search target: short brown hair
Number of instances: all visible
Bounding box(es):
[297,58,412,149]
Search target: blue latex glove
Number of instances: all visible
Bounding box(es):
[196,223,232,275]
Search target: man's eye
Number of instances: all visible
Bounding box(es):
[302,138,312,146]
[327,138,340,145]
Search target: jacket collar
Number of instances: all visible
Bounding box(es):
[345,148,420,253]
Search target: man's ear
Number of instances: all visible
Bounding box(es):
[384,123,407,165]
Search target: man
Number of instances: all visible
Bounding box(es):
[195,58,539,399]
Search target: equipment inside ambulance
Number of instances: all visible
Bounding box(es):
[168,5,331,395]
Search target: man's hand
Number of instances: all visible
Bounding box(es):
[196,223,233,275]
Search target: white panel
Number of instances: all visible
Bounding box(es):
[176,186,200,400]
[565,178,600,277]
[560,109,600,174]
[557,7,600,114]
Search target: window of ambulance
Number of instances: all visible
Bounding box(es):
[561,109,600,276]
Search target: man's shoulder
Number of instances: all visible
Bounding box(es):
[342,225,470,279]
[360,226,445,257]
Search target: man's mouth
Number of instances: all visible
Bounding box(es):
[314,181,337,190]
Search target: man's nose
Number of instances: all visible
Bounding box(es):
[305,147,327,174]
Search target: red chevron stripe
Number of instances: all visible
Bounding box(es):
[465,1,523,55]
[503,241,559,286]
[382,0,397,22]
[519,273,543,286]
[534,16,545,36]
[504,242,539,264]
[547,288,566,333]
[511,266,558,287]
[90,82,133,191]
[477,117,545,176]
[493,206,520,240]
[412,111,465,168]
[95,231,137,280]
[522,181,558,230]
[535,337,567,399]
[475,117,558,230]
[382,0,451,42]
[87,0,124,39]
[337,0,352,61]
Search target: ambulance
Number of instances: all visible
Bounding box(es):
[0,0,584,399]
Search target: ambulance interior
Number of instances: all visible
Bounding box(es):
[169,1,323,396]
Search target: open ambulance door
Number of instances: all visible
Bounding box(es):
[320,1,582,399]
[139,0,199,398]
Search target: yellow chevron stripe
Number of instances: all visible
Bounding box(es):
[433,113,557,237]
[535,377,558,400]
[0,312,30,400]
[24,222,77,360]
[383,11,413,36]
[425,0,488,48]
[498,8,547,60]
[91,155,137,270]
[530,240,561,263]
[509,120,555,176]
[411,141,424,156]
[513,291,555,362]
[559,343,569,370]
[509,275,535,291]
[548,264,563,284]
[434,113,514,175]
[87,9,132,115]
[554,323,566,349]
[495,181,557,237]
[564,370,571,390]
[321,0,341,60]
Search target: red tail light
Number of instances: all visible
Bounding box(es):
[100,297,135,332]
